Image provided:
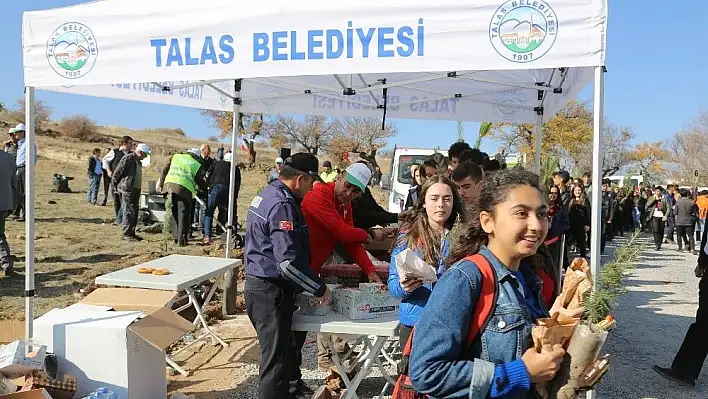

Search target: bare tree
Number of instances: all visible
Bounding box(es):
[266,115,342,155]
[575,122,635,177]
[200,110,264,163]
[667,111,708,184]
[11,98,52,129]
[490,100,593,170]
[327,117,396,167]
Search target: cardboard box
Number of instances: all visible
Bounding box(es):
[0,342,46,379]
[32,288,193,398]
[332,288,399,320]
[20,371,76,399]
[0,373,18,395]
[0,388,52,398]
[0,322,25,345]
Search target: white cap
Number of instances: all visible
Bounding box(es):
[9,123,25,133]
[188,148,201,157]
[136,143,151,155]
[345,163,372,191]
[275,157,283,164]
[224,152,233,162]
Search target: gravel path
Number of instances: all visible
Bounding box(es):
[597,233,705,399]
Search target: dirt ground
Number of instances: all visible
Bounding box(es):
[0,113,391,397]
[167,316,261,398]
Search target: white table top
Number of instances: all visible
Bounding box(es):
[95,255,242,291]
[292,312,400,337]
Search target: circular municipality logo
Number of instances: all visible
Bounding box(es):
[493,89,526,119]
[46,23,98,79]
[489,1,557,63]
[215,81,233,108]
[257,84,285,111]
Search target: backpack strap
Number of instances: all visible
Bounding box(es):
[463,253,498,348]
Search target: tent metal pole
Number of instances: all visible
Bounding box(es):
[587,65,605,399]
[24,87,36,340]
[223,79,241,316]
[534,111,543,174]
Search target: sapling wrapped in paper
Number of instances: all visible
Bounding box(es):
[566,258,593,311]
[549,321,608,399]
[532,313,580,398]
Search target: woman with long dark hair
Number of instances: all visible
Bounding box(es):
[388,175,464,348]
[409,169,578,398]
[568,185,591,258]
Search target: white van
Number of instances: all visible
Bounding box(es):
[606,175,644,189]
[386,146,447,213]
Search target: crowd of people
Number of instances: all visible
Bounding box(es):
[98,136,241,245]
[242,140,580,399]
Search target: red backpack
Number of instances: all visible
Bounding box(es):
[392,253,499,399]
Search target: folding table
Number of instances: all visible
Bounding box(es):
[95,254,242,376]
[292,312,400,399]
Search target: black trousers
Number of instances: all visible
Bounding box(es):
[676,225,695,252]
[171,193,192,242]
[672,273,708,380]
[652,217,665,249]
[245,275,300,399]
[572,229,587,258]
[120,189,140,237]
[666,217,675,242]
[101,170,111,205]
[14,167,25,218]
[399,324,413,350]
[112,186,122,224]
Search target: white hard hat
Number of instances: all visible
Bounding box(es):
[9,123,25,133]
[136,143,151,155]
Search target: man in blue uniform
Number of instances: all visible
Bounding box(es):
[245,152,332,399]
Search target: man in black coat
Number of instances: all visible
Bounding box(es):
[653,224,708,386]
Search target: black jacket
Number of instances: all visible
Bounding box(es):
[87,157,100,175]
[207,160,241,197]
[404,185,421,210]
[675,198,698,227]
[352,187,398,230]
[568,201,591,232]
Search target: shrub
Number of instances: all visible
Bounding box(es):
[60,115,99,142]
[207,135,219,142]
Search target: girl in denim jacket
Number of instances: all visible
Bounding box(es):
[388,175,464,349]
[410,169,579,399]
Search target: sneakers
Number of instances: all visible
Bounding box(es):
[652,365,695,387]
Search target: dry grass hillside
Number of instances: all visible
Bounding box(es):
[0,111,390,320]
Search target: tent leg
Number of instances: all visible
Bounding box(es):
[587,65,605,399]
[223,80,242,316]
[534,112,543,174]
[24,87,36,340]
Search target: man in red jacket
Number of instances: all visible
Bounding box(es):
[301,162,386,370]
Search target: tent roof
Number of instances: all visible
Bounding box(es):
[22,0,607,123]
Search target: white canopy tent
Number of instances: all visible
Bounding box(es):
[22,0,607,354]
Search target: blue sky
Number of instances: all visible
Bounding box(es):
[4,1,708,153]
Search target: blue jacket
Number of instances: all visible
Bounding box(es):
[244,180,326,297]
[388,231,450,327]
[409,246,548,399]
